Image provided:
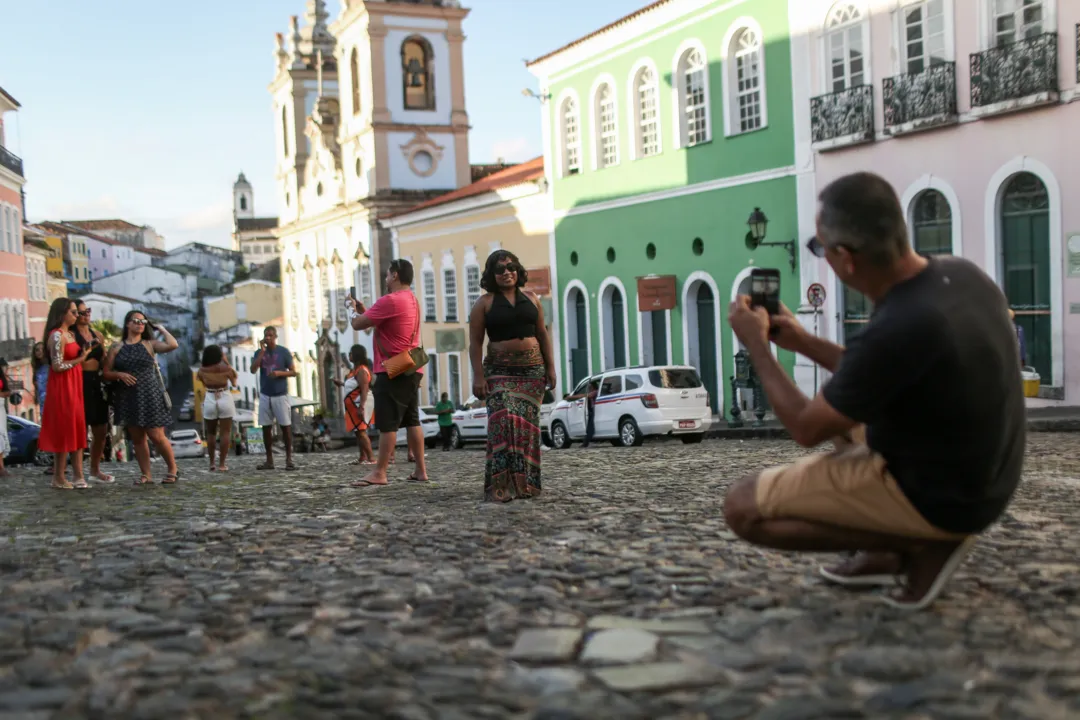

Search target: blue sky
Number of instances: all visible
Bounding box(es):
[0,0,644,250]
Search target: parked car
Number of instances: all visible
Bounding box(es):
[366,408,440,448]
[449,390,558,449]
[547,365,712,449]
[178,398,195,422]
[169,429,205,459]
[6,415,49,466]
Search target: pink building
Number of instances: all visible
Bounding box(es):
[790,0,1080,407]
[0,84,38,420]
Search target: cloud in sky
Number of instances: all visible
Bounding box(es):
[490,136,532,163]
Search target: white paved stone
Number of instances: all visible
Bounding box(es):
[586,615,711,635]
[580,628,659,665]
[592,661,725,692]
[508,628,583,663]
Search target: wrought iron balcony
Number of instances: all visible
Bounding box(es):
[0,338,35,361]
[810,85,874,146]
[0,145,23,178]
[883,62,957,134]
[970,32,1058,108]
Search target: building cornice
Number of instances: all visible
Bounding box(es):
[383,182,542,230]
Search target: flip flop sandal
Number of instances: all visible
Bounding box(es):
[52,483,75,490]
[285,463,297,471]
[257,463,275,471]
[218,464,229,472]
[73,479,90,489]
[350,480,387,487]
[134,475,152,485]
[162,469,181,485]
[95,473,116,484]
[880,536,978,612]
[405,474,430,483]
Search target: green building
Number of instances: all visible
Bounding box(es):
[528,0,804,417]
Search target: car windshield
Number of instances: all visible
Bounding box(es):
[649,368,703,389]
[172,431,198,441]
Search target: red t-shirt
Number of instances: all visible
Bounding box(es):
[365,289,423,375]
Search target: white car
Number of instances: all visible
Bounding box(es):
[170,429,206,458]
[547,365,712,449]
[449,391,558,449]
[365,408,440,447]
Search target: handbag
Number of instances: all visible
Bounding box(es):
[374,295,429,379]
[150,347,173,411]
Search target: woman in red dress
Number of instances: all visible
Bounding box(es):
[40,298,92,490]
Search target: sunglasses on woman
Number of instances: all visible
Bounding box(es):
[131,319,147,326]
[494,262,519,275]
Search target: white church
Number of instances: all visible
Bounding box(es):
[267,0,471,416]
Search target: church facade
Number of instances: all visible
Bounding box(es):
[268,0,471,418]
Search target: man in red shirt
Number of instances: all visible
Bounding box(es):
[348,259,429,487]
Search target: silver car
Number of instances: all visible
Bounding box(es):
[169,429,206,459]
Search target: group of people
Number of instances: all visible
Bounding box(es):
[31,299,181,489]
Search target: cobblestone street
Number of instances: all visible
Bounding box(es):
[1,435,1078,719]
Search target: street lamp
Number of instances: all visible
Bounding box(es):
[744,206,796,274]
[521,88,551,104]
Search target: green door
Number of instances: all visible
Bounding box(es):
[1001,172,1051,383]
[650,310,668,364]
[611,289,626,368]
[696,283,719,414]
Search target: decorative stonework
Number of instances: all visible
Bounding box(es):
[400,129,444,178]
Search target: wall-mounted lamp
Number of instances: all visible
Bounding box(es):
[743,207,796,274]
[521,88,551,104]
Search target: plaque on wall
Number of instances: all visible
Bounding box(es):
[527,267,551,296]
[435,328,467,353]
[636,275,677,312]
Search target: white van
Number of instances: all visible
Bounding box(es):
[547,365,712,448]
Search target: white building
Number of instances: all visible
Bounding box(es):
[231,172,280,271]
[63,219,165,252]
[269,0,472,415]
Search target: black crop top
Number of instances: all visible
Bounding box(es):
[486,290,539,342]
[75,330,105,363]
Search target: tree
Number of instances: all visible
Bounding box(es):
[234,265,251,283]
[92,319,121,340]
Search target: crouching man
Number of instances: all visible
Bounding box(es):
[723,172,1026,611]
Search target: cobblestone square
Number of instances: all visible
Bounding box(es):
[1,435,1078,719]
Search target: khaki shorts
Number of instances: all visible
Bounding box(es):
[755,427,967,541]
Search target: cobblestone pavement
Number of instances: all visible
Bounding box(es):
[1,434,1078,720]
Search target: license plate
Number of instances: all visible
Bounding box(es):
[678,420,695,429]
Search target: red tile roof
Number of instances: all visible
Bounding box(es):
[526,0,671,67]
[63,219,144,232]
[137,247,167,257]
[389,157,544,219]
[37,221,118,245]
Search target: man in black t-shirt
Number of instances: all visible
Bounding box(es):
[723,172,1025,611]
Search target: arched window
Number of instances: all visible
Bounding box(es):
[402,37,434,111]
[1000,171,1051,382]
[911,189,952,256]
[350,48,362,115]
[594,83,618,169]
[825,3,866,92]
[560,96,581,176]
[676,46,710,146]
[239,195,248,211]
[281,106,290,156]
[729,27,764,133]
[633,65,660,158]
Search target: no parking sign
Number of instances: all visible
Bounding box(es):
[807,283,826,308]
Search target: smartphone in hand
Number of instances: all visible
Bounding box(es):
[750,268,781,316]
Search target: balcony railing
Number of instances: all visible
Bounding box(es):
[970,32,1058,108]
[0,338,35,361]
[883,62,957,133]
[0,145,23,178]
[810,84,874,145]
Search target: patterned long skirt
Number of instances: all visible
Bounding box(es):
[483,347,546,502]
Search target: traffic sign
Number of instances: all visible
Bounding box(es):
[807,283,826,308]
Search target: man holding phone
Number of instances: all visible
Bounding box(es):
[723,172,1025,611]
[251,326,298,471]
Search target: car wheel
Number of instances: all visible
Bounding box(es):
[681,433,704,445]
[31,441,50,467]
[619,417,644,447]
[550,421,572,450]
[450,426,465,450]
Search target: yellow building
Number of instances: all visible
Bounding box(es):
[205,279,283,333]
[42,229,65,276]
[380,157,558,406]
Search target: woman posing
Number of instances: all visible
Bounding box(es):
[74,301,114,483]
[468,250,556,502]
[197,345,238,472]
[336,344,375,465]
[104,311,180,485]
[39,298,92,489]
[0,358,12,477]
